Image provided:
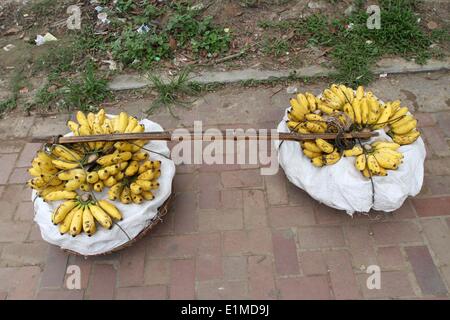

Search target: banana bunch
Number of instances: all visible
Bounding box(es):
[107,159,161,204]
[52,195,123,237]
[301,138,341,167]
[354,141,404,178]
[286,93,329,134]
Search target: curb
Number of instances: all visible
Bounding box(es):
[107,57,450,91]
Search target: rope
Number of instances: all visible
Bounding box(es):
[357,138,376,206]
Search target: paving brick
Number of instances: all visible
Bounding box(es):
[221,190,243,209]
[88,264,116,300]
[425,158,450,176]
[243,190,267,229]
[0,242,48,267]
[14,201,34,221]
[268,206,315,228]
[357,271,415,299]
[297,226,345,249]
[27,225,43,242]
[286,183,315,207]
[371,221,423,245]
[118,240,146,287]
[0,141,23,154]
[8,167,29,184]
[0,266,41,299]
[223,229,272,256]
[199,163,242,172]
[116,285,167,299]
[0,221,30,242]
[196,233,222,256]
[67,255,92,289]
[422,126,450,157]
[421,219,450,265]
[248,255,277,300]
[37,289,84,300]
[412,196,450,217]
[172,192,197,234]
[277,276,331,300]
[16,143,42,167]
[198,172,221,190]
[441,266,450,290]
[434,111,450,137]
[405,246,447,296]
[198,209,243,231]
[424,175,450,196]
[0,153,18,184]
[223,256,247,280]
[389,200,417,219]
[221,169,263,188]
[0,199,18,221]
[146,235,197,258]
[272,229,300,276]
[150,211,174,236]
[344,225,378,268]
[169,259,195,299]
[299,251,328,275]
[0,291,7,299]
[325,250,361,299]
[196,280,248,299]
[199,189,221,209]
[0,186,4,198]
[264,171,288,205]
[377,247,405,270]
[196,255,223,281]
[173,173,197,193]
[144,259,171,286]
[40,246,69,289]
[314,203,350,224]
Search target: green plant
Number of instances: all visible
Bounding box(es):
[0,69,28,117]
[262,38,290,57]
[147,68,200,117]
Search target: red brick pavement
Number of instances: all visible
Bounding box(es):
[0,111,450,300]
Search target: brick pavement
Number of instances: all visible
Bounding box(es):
[0,79,449,300]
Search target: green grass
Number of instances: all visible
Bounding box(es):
[0,68,28,118]
[261,38,290,57]
[147,68,200,117]
[259,0,448,86]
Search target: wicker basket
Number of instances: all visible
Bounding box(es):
[62,192,174,257]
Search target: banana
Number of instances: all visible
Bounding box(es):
[324,150,341,165]
[76,111,89,127]
[87,112,95,130]
[125,160,140,176]
[367,154,381,174]
[343,145,363,157]
[113,152,132,163]
[52,200,78,225]
[114,142,134,152]
[104,164,120,176]
[355,86,364,100]
[343,103,355,122]
[82,205,96,236]
[305,114,324,122]
[93,181,104,192]
[52,159,80,170]
[303,149,322,159]
[318,102,334,115]
[125,117,139,133]
[291,97,308,115]
[330,84,347,104]
[360,98,369,125]
[115,171,124,181]
[80,183,91,192]
[64,179,82,191]
[98,168,110,180]
[120,187,132,204]
[311,156,324,167]
[373,152,400,170]
[44,191,78,202]
[86,171,99,184]
[132,152,149,161]
[391,119,417,135]
[362,167,371,178]
[104,176,117,188]
[132,124,145,133]
[108,183,124,201]
[135,179,159,191]
[373,104,392,129]
[355,154,366,171]
[390,100,401,114]
[287,111,300,122]
[138,160,161,173]
[59,206,78,234]
[289,106,306,122]
[390,130,420,145]
[377,148,403,160]
[116,112,129,133]
[97,200,122,221]
[302,141,322,154]
[390,106,408,121]
[67,121,80,136]
[141,191,154,201]
[305,92,317,111]
[315,138,334,153]
[53,145,82,162]
[367,97,381,124]
[89,204,113,229]
[130,182,143,194]
[69,205,83,236]
[97,152,118,166]
[138,169,160,181]
[132,194,144,204]
[96,109,106,125]
[372,141,400,150]
[305,121,326,133]
[352,99,362,124]
[390,115,414,129]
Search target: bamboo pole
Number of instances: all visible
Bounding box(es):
[31,130,378,144]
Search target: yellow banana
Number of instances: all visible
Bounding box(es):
[97,200,122,221]
[311,156,324,167]
[391,119,417,135]
[44,191,78,202]
[142,191,154,201]
[343,145,363,157]
[352,99,362,124]
[390,130,420,145]
[355,154,366,171]
[373,104,392,129]
[59,206,78,234]
[69,205,83,237]
[315,138,334,154]
[302,141,322,153]
[367,154,381,174]
[52,200,78,225]
[89,204,112,229]
[355,86,364,100]
[82,206,96,236]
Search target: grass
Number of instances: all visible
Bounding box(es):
[261,38,290,57]
[259,0,448,87]
[147,68,200,117]
[0,68,28,118]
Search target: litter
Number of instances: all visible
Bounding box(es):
[379,73,388,78]
[35,33,58,46]
[97,12,110,24]
[137,24,151,33]
[286,86,298,94]
[3,44,16,52]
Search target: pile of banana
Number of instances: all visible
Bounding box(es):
[285,84,421,177]
[352,141,404,177]
[52,195,122,237]
[27,109,162,237]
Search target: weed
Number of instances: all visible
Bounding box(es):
[147,68,200,117]
[261,38,290,57]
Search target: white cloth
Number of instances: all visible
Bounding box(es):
[275,107,426,215]
[33,119,175,256]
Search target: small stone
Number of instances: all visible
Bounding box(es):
[308,1,326,9]
[427,21,438,30]
[286,86,298,94]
